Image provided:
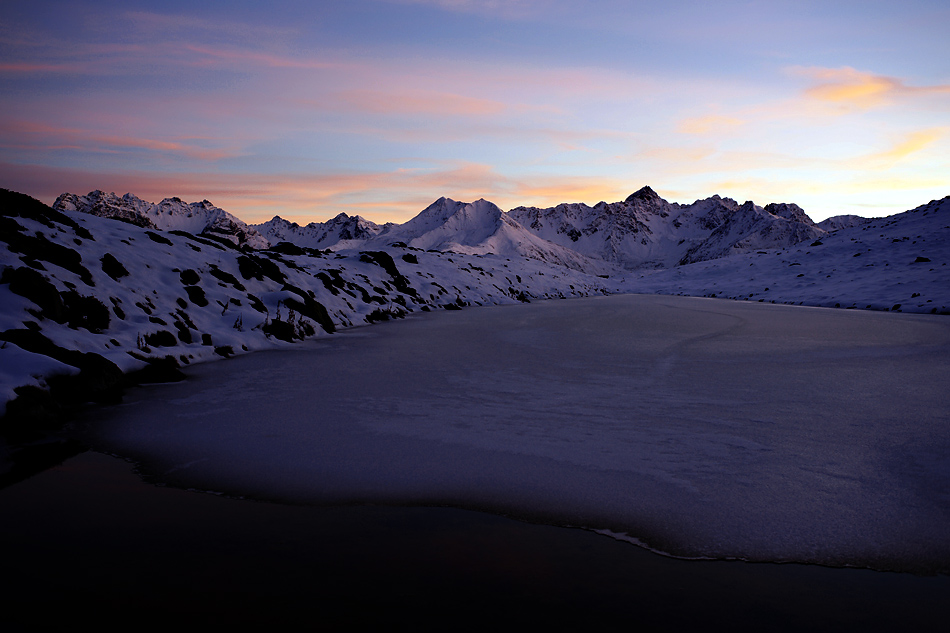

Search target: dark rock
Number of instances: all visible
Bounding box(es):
[1,188,93,240]
[262,318,297,342]
[61,291,110,333]
[246,294,267,313]
[100,253,129,280]
[2,230,94,285]
[184,285,209,307]
[6,267,66,322]
[143,330,177,347]
[237,254,286,283]
[179,269,200,285]
[269,241,306,256]
[359,251,415,296]
[207,265,245,291]
[281,284,335,333]
[144,231,174,246]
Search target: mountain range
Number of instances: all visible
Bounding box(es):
[2,185,947,425]
[56,186,871,274]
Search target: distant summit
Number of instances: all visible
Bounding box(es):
[625,185,660,203]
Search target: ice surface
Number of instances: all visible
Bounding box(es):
[83,294,950,572]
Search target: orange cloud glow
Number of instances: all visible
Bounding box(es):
[794,66,950,110]
[867,128,946,163]
[676,114,744,135]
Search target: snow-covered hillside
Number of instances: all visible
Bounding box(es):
[619,195,950,314]
[54,190,271,249]
[1,189,608,420]
[509,186,826,269]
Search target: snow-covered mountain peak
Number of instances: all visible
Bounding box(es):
[383,197,506,249]
[53,190,270,249]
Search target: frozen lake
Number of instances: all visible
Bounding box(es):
[84,294,950,572]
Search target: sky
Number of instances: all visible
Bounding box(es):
[1,0,948,224]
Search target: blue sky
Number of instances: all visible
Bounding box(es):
[2,0,948,222]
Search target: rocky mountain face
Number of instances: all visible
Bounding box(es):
[54,190,270,249]
[509,186,826,270]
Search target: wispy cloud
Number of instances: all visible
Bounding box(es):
[861,127,947,167]
[0,121,243,162]
[792,66,950,110]
[676,114,744,136]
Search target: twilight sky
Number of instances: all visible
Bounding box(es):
[2,0,948,224]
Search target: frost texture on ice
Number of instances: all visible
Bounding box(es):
[84,295,950,573]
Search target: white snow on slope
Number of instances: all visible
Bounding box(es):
[617,195,950,314]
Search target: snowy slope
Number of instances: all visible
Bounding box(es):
[509,186,826,270]
[619,195,950,314]
[371,197,609,274]
[54,190,271,249]
[1,189,609,419]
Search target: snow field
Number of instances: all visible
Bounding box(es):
[82,294,950,573]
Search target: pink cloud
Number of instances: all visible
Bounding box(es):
[0,120,243,162]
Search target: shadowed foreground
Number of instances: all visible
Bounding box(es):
[1,451,947,630]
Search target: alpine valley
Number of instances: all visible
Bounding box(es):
[1,186,948,422]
